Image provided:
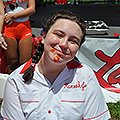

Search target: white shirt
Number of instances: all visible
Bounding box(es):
[4,0,29,22]
[1,59,111,120]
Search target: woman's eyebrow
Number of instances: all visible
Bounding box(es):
[53,29,65,34]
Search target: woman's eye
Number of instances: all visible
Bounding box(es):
[55,33,63,38]
[69,39,79,45]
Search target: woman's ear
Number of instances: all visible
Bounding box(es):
[42,32,46,44]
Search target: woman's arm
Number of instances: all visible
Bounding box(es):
[83,69,111,120]
[0,0,5,33]
[1,77,25,120]
[5,0,36,24]
[0,0,7,50]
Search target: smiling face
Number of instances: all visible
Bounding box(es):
[42,18,83,65]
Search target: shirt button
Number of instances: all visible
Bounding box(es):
[48,110,51,114]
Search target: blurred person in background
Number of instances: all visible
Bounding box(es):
[0,0,35,74]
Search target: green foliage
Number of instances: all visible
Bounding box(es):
[107,101,120,120]
[0,100,2,111]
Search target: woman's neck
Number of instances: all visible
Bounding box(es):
[37,55,66,85]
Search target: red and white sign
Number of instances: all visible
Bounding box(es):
[76,37,120,103]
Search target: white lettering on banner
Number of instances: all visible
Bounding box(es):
[76,37,120,103]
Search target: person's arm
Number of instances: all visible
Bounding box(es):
[1,76,25,120]
[5,0,36,24]
[0,0,5,33]
[0,0,7,50]
[83,69,111,120]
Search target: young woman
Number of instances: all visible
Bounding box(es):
[0,0,35,74]
[1,10,111,120]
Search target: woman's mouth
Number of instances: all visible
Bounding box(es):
[55,49,65,56]
[50,48,70,57]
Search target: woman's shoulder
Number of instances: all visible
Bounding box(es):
[80,63,93,71]
[75,63,97,82]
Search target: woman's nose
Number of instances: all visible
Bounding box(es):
[59,38,68,49]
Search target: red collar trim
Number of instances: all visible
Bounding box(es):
[20,58,83,74]
[67,59,83,69]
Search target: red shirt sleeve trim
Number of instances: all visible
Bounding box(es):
[82,109,109,120]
